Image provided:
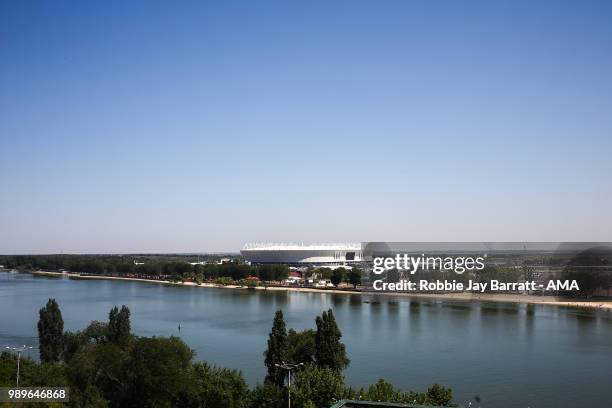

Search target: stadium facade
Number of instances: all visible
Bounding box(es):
[241,243,363,266]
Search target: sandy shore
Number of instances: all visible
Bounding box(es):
[25,270,612,311]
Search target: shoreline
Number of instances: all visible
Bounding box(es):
[21,270,612,311]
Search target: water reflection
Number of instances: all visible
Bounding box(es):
[348,294,362,307]
[330,293,347,307]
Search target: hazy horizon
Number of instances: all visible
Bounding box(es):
[2,1,611,253]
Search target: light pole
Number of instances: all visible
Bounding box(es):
[275,362,304,408]
[5,345,33,387]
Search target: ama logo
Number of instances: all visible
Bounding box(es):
[546,280,579,291]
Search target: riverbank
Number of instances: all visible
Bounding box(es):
[25,270,612,310]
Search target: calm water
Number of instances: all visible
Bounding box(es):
[1,272,611,408]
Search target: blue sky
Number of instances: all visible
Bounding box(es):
[1,1,611,253]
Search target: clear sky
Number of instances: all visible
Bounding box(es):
[1,1,611,254]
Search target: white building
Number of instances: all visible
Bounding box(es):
[241,243,363,266]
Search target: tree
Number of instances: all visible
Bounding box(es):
[292,364,344,408]
[348,379,455,406]
[426,383,453,406]
[258,265,289,282]
[287,329,316,365]
[318,268,332,280]
[108,305,131,347]
[347,268,362,288]
[62,331,86,362]
[264,310,288,386]
[121,336,194,407]
[559,246,612,298]
[314,309,349,372]
[386,268,400,283]
[362,379,399,403]
[188,362,250,408]
[331,268,346,287]
[38,298,64,362]
[357,379,422,404]
[67,342,126,405]
[62,320,110,361]
[249,382,286,408]
[83,321,109,344]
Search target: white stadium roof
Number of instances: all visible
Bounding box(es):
[242,243,361,251]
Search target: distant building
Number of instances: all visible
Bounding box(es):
[241,243,363,266]
[314,279,334,288]
[284,273,303,285]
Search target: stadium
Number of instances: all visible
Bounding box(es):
[241,243,364,266]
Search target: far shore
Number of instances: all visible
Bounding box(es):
[16,269,612,311]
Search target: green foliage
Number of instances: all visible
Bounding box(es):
[331,268,346,286]
[0,352,17,386]
[69,385,110,408]
[287,329,316,364]
[476,266,522,286]
[249,381,286,408]
[0,254,283,282]
[350,379,454,406]
[347,268,362,288]
[215,276,235,285]
[562,268,606,296]
[264,310,288,386]
[0,352,41,387]
[558,248,612,297]
[29,360,67,387]
[64,329,198,408]
[239,278,259,287]
[67,342,128,405]
[108,305,131,347]
[386,268,400,283]
[38,298,64,362]
[359,379,414,403]
[314,309,349,372]
[188,362,250,408]
[62,305,194,407]
[83,320,110,344]
[292,364,344,408]
[0,351,67,394]
[426,383,454,406]
[122,336,195,407]
[256,264,289,282]
[317,268,332,280]
[194,273,204,285]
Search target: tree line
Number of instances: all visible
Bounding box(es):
[0,255,289,283]
[0,255,370,287]
[0,299,455,408]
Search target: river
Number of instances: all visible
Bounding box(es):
[1,271,611,407]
